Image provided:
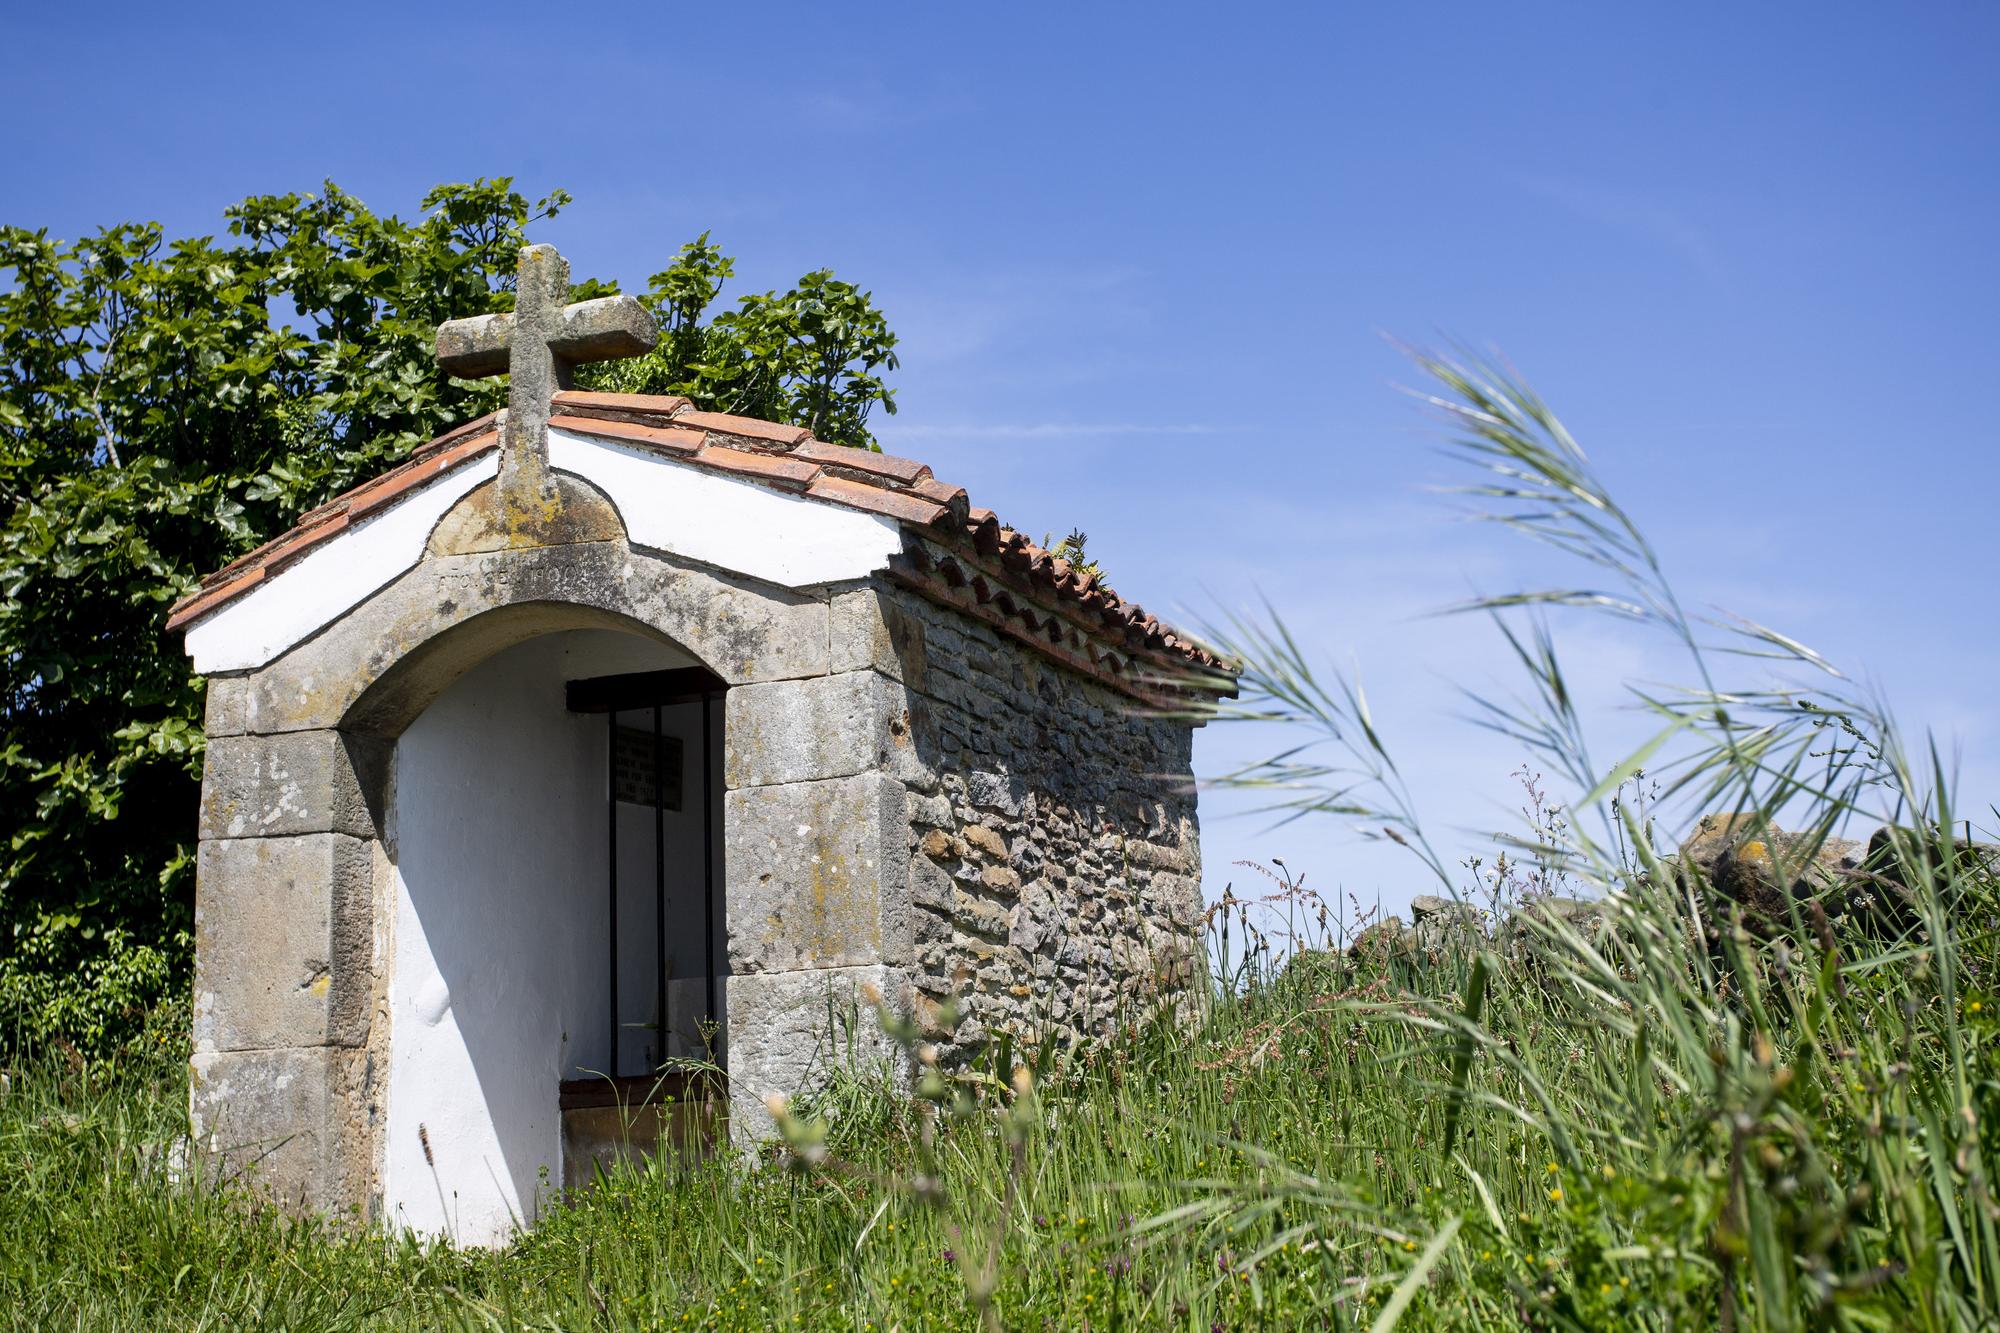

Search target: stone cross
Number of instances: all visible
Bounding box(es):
[436,244,659,522]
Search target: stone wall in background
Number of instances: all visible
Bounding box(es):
[875,586,1206,1059]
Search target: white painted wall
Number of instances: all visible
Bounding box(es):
[181,432,904,674]
[185,454,497,674]
[384,629,693,1246]
[547,429,902,587]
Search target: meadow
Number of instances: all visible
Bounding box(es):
[3,355,1994,1330]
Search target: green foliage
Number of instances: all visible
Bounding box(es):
[8,839,1995,1329]
[1040,527,1103,586]
[579,232,899,448]
[4,314,1987,1327]
[0,185,899,1059]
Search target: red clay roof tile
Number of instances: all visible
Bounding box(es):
[807,474,948,526]
[165,397,1227,690]
[165,567,266,633]
[792,438,932,484]
[347,433,498,520]
[911,477,969,511]
[550,413,705,456]
[693,444,818,487]
[675,409,811,445]
[552,390,692,415]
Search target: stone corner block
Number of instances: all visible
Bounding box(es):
[200,730,384,841]
[201,673,254,737]
[829,585,929,688]
[725,670,928,790]
[725,965,911,1144]
[194,833,373,1053]
[189,1046,367,1217]
[725,772,913,973]
[627,556,832,686]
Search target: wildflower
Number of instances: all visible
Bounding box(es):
[1548,1188,1563,1202]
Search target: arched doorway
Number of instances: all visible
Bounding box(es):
[381,627,725,1243]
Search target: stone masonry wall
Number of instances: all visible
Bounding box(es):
[875,585,1206,1058]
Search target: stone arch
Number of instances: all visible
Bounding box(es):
[190,531,917,1232]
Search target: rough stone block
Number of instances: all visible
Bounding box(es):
[726,773,911,972]
[726,671,926,789]
[829,585,928,687]
[200,730,383,840]
[194,833,373,1053]
[725,965,910,1143]
[202,674,253,737]
[190,1046,360,1215]
[249,542,832,737]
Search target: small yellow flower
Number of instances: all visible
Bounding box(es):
[1600,1165,1615,1179]
[1546,1162,1559,1173]
[1548,1187,1564,1202]
[1970,1001,1984,1013]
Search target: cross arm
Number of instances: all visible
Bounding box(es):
[434,296,660,380]
[435,313,515,378]
[552,296,660,366]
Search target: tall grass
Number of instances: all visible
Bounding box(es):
[2,350,1993,1330]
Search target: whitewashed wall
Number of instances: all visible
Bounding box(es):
[383,629,690,1245]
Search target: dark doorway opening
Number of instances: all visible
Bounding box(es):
[558,665,728,1179]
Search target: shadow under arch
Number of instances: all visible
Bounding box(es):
[340,599,702,747]
[347,604,724,1245]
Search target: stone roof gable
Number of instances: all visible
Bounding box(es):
[166,393,1229,699]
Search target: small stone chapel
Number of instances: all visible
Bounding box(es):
[169,245,1226,1244]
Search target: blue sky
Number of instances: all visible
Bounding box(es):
[7,2,1997,918]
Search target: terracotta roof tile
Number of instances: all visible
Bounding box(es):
[792,438,932,485]
[693,444,818,487]
[165,567,266,633]
[169,429,499,625]
[550,413,704,456]
[165,396,1228,693]
[552,390,692,416]
[806,474,948,526]
[347,432,498,520]
[675,409,811,446]
[911,477,969,512]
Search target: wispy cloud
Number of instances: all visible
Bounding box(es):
[1513,173,1727,285]
[885,421,1220,442]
